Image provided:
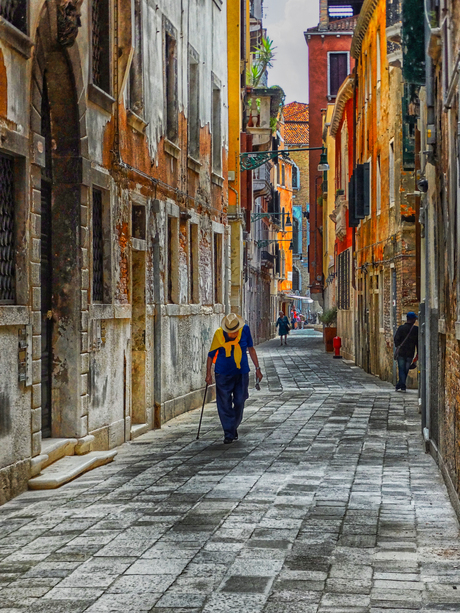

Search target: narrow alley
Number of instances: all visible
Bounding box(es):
[0,331,458,613]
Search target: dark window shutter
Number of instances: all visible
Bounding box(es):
[363,162,370,216]
[355,164,365,219]
[329,53,348,97]
[348,172,359,228]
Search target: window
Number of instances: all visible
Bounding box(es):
[0,0,27,33]
[292,217,300,254]
[188,48,200,160]
[214,233,223,304]
[167,216,179,303]
[212,77,222,173]
[128,0,144,116]
[281,164,285,187]
[389,140,395,206]
[282,207,285,231]
[337,250,350,310]
[92,189,104,302]
[376,155,381,213]
[328,52,349,97]
[132,204,146,240]
[292,164,300,190]
[277,164,280,185]
[376,31,381,84]
[292,267,300,291]
[92,0,110,93]
[0,154,15,303]
[189,223,199,303]
[165,23,178,142]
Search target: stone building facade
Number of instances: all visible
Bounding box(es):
[0,0,229,504]
[351,0,418,383]
[417,0,460,514]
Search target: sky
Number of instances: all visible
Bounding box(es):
[262,0,320,104]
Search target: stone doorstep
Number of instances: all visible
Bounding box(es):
[28,450,117,490]
[131,423,150,440]
[40,438,78,469]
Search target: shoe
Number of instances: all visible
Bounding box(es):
[396,388,406,393]
[224,437,233,444]
[234,431,238,440]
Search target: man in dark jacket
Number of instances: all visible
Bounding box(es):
[394,311,419,392]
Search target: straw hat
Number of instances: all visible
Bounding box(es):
[221,313,245,334]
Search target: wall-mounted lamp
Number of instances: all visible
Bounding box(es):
[317,150,330,172]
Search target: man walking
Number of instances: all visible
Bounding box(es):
[394,311,419,392]
[206,313,263,444]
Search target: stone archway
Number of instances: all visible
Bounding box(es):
[31,2,88,439]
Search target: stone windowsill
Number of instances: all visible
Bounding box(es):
[0,305,29,326]
[164,139,181,159]
[88,83,115,114]
[0,18,33,59]
[188,156,202,174]
[114,304,132,319]
[90,304,114,320]
[211,172,224,187]
[127,110,148,134]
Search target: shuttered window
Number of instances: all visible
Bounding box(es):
[329,53,348,97]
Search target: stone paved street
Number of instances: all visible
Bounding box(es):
[1,330,459,613]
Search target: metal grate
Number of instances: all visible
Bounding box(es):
[338,250,350,310]
[92,189,104,302]
[92,0,102,88]
[0,0,27,34]
[0,154,15,303]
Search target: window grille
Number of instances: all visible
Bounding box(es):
[92,0,110,92]
[0,0,27,34]
[0,154,15,304]
[338,250,350,310]
[92,189,104,302]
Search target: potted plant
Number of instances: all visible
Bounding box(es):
[319,307,337,352]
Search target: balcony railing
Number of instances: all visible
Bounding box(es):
[261,250,275,268]
[0,0,27,34]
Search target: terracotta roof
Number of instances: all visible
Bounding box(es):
[306,15,358,34]
[283,102,309,122]
[283,103,309,145]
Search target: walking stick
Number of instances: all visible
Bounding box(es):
[196,384,209,440]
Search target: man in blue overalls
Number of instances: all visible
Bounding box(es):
[206,314,263,444]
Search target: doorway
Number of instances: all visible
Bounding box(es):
[33,11,84,438]
[131,249,147,425]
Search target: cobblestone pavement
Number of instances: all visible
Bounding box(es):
[1,330,459,613]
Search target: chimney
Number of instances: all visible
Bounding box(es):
[318,0,329,31]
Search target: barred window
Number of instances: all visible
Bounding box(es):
[92,189,104,302]
[292,267,300,292]
[92,0,110,93]
[0,154,15,304]
[0,0,27,34]
[337,250,350,310]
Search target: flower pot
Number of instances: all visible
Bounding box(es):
[324,327,337,352]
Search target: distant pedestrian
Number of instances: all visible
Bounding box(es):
[394,311,419,393]
[276,311,290,346]
[291,310,297,330]
[206,314,263,444]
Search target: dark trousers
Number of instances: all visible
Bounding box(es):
[215,372,249,440]
[396,357,412,390]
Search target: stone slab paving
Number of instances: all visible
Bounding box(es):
[0,331,459,612]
